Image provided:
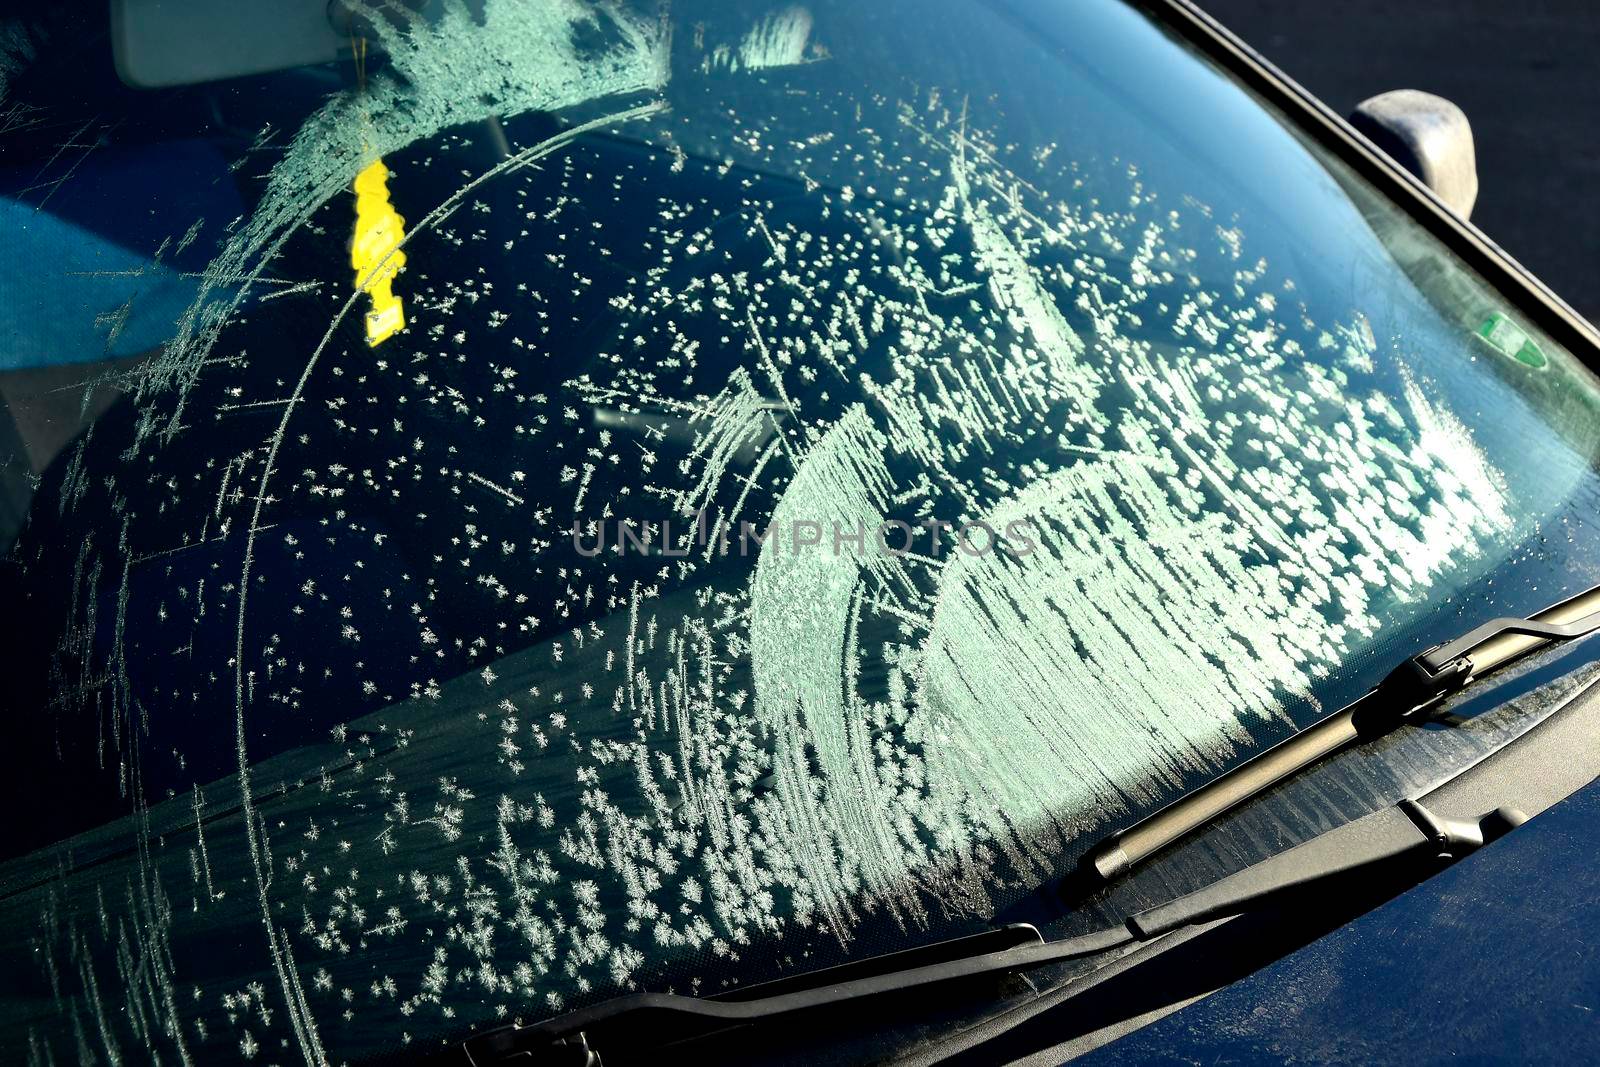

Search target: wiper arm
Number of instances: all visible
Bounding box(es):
[1080,582,1600,884]
[1122,798,1522,938]
[459,796,1521,1065]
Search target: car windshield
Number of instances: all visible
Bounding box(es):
[4,0,1600,1061]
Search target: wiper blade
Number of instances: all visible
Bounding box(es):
[459,796,1521,1065]
[1080,582,1600,883]
[462,924,1128,1066]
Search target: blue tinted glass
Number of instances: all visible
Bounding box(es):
[2,0,1598,1061]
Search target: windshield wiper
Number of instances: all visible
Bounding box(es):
[457,796,1522,1065]
[451,585,1600,1065]
[1079,582,1600,883]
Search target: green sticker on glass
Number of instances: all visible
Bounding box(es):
[1476,311,1548,369]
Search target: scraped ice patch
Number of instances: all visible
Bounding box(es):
[916,380,1507,861]
[748,407,920,932]
[921,459,1294,856]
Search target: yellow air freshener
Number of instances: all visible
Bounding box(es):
[351,158,406,346]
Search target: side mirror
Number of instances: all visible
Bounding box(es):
[1349,90,1478,219]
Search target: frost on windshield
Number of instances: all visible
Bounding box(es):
[149,0,670,420]
[4,1,1522,1063]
